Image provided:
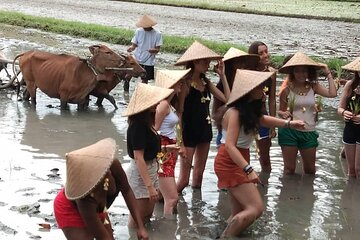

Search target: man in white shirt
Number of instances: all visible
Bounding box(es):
[127,15,163,90]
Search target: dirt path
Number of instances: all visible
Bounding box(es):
[0,0,359,60]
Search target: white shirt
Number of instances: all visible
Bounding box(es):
[131,28,163,66]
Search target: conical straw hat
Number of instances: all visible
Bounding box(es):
[155,69,191,89]
[122,83,174,117]
[342,57,360,72]
[65,138,116,200]
[227,70,275,105]
[136,14,157,28]
[223,47,260,63]
[175,40,222,66]
[278,51,321,74]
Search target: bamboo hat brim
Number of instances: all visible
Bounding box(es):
[175,40,222,66]
[223,47,260,64]
[65,138,116,200]
[342,57,360,72]
[122,83,174,117]
[155,69,191,89]
[136,14,157,28]
[278,51,321,74]
[227,70,275,105]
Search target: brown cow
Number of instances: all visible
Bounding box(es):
[90,54,145,109]
[15,45,126,110]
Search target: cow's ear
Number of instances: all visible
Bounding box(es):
[89,45,100,55]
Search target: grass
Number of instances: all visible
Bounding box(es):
[113,0,360,23]
[0,10,350,71]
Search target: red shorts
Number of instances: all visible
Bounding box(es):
[158,136,177,178]
[214,144,256,189]
[53,188,106,229]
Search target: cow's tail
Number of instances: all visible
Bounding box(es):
[13,53,24,99]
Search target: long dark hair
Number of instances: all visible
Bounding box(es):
[350,72,360,91]
[228,94,263,135]
[128,109,154,128]
[248,41,267,55]
[186,61,207,81]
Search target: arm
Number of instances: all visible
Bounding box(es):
[77,197,113,240]
[313,65,337,98]
[110,160,149,239]
[211,60,230,103]
[337,81,353,122]
[148,46,160,54]
[133,150,158,201]
[127,43,138,53]
[260,115,305,130]
[268,74,277,137]
[154,100,169,131]
[277,87,292,119]
[224,109,259,182]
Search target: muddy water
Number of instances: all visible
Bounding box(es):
[1,25,359,240]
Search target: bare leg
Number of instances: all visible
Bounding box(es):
[128,198,155,228]
[299,147,317,174]
[355,144,360,178]
[344,144,356,177]
[159,177,179,216]
[221,183,264,238]
[256,137,272,172]
[281,146,298,174]
[62,227,93,240]
[177,147,195,193]
[192,142,210,188]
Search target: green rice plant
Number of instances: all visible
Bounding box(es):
[349,96,360,115]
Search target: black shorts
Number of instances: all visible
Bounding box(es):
[343,121,360,144]
[140,64,154,81]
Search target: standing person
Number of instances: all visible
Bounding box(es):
[337,57,360,178]
[123,83,173,226]
[277,51,337,175]
[127,14,163,90]
[154,69,190,216]
[53,138,149,240]
[248,41,277,172]
[212,47,260,148]
[215,69,305,238]
[174,40,230,193]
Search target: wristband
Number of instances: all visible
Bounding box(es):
[243,164,253,175]
[285,119,291,128]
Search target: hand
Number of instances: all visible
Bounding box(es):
[247,170,262,185]
[127,46,135,52]
[278,110,292,120]
[320,64,331,76]
[137,227,149,240]
[148,48,158,54]
[147,185,158,202]
[351,114,360,124]
[290,120,306,130]
[270,128,277,138]
[214,59,225,76]
[164,144,180,152]
[179,146,187,159]
[343,110,353,122]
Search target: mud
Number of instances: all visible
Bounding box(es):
[0,0,359,60]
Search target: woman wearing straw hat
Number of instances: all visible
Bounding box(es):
[337,57,360,178]
[214,70,305,238]
[53,138,149,240]
[277,51,337,175]
[248,41,277,172]
[123,83,173,226]
[154,69,190,216]
[212,47,260,149]
[127,14,163,89]
[174,40,230,193]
